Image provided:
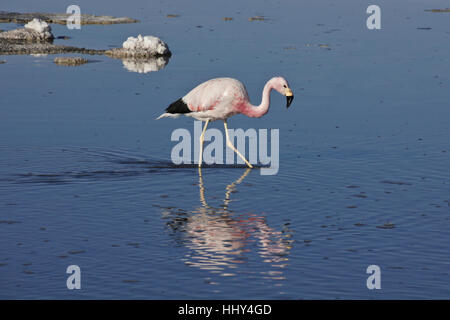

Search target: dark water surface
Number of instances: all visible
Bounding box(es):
[1,0,449,299]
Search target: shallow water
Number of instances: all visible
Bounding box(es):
[1,0,449,299]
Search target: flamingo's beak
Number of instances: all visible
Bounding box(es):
[285,88,294,108]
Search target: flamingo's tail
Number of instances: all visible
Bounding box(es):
[156,113,181,120]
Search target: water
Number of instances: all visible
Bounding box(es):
[1,0,449,299]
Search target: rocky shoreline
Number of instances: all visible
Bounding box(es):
[0,11,138,25]
[0,39,105,55]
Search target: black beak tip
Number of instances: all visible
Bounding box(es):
[286,95,294,108]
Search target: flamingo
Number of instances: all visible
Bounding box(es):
[157,76,294,168]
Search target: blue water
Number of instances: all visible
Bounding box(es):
[0,0,449,299]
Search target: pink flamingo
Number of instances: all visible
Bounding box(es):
[157,77,294,168]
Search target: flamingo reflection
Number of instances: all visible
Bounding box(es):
[161,168,293,278]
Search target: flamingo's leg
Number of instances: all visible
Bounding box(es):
[224,120,253,168]
[198,120,209,167]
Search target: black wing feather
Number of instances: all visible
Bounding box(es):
[166,98,191,114]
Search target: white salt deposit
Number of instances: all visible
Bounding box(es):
[122,34,169,55]
[0,18,53,40]
[25,18,51,34]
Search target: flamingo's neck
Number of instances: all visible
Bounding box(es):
[242,80,274,118]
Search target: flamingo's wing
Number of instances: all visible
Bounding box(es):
[182,78,227,112]
[183,78,249,113]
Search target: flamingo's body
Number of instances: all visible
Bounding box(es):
[157,77,294,167]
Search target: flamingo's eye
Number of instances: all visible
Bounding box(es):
[283,84,287,88]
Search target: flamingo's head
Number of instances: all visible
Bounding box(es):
[271,77,294,108]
